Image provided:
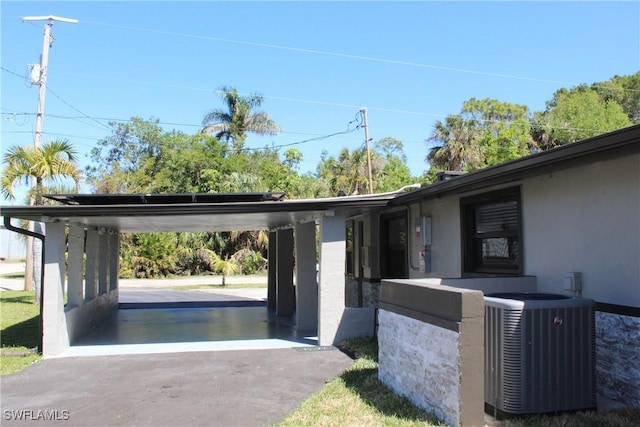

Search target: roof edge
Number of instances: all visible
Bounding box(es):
[392,124,640,206]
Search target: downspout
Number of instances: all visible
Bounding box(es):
[4,216,45,354]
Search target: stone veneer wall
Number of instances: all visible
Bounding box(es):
[362,280,380,307]
[595,312,640,407]
[345,278,381,308]
[345,276,359,307]
[378,309,461,425]
[377,279,484,427]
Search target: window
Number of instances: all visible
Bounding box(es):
[461,187,522,275]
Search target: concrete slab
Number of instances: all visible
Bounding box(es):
[1,347,354,426]
[62,288,315,357]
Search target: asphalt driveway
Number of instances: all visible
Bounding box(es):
[1,346,354,426]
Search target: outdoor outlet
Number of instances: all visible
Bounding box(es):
[564,272,582,294]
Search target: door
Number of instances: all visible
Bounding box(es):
[381,212,408,279]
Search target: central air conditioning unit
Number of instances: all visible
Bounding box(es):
[484,293,596,419]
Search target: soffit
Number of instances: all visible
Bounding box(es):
[1,195,395,233]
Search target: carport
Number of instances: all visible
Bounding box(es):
[1,192,394,357]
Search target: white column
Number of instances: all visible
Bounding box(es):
[295,222,318,332]
[42,221,70,356]
[318,213,346,346]
[84,229,98,300]
[66,225,84,306]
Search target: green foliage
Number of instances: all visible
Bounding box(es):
[427,115,484,172]
[592,72,640,124]
[461,97,531,165]
[213,257,241,286]
[317,139,416,196]
[531,85,631,150]
[120,233,179,278]
[201,86,282,151]
[232,248,266,275]
[374,137,415,193]
[427,98,531,173]
[86,118,228,194]
[2,139,82,203]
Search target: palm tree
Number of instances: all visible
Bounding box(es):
[426,116,483,171]
[326,147,384,196]
[2,139,82,297]
[201,86,281,151]
[2,139,82,203]
[213,256,240,287]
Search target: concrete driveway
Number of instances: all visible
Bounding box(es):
[1,347,354,426]
[1,266,355,426]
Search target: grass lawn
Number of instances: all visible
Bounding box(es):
[276,337,640,427]
[276,337,445,427]
[0,291,42,375]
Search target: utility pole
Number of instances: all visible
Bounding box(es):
[21,15,77,294]
[23,15,78,148]
[360,108,374,194]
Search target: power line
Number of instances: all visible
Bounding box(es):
[79,19,580,86]
[3,105,631,146]
[1,66,26,79]
[2,113,366,153]
[46,87,112,131]
[7,65,638,129]
[6,65,451,122]
[240,112,363,152]
[7,16,636,90]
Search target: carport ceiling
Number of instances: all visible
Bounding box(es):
[1,193,397,233]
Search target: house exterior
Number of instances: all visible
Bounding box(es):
[2,124,638,414]
[345,124,640,408]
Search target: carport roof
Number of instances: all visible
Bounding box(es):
[1,192,397,233]
[44,192,287,205]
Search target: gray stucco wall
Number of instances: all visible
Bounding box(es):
[522,153,640,306]
[396,151,640,408]
[404,152,640,308]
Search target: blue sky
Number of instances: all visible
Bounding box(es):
[2,1,639,190]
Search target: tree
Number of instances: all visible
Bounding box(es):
[426,115,483,172]
[201,86,281,151]
[460,98,531,165]
[373,137,414,193]
[531,86,631,150]
[87,117,170,193]
[426,98,531,175]
[2,139,81,203]
[318,147,372,196]
[1,139,82,297]
[592,72,640,124]
[213,257,240,286]
[126,233,179,278]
